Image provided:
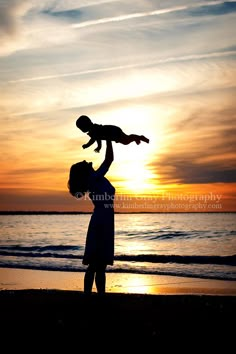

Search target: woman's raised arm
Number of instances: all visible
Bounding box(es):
[95,140,114,177]
[104,140,113,167]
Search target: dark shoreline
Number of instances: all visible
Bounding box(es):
[1,290,235,348]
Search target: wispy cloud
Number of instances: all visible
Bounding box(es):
[8,50,236,83]
[70,1,235,28]
[53,0,119,12]
[6,54,236,117]
[71,5,188,28]
[1,0,236,56]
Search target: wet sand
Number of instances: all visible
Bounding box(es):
[1,267,236,295]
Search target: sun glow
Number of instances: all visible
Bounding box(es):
[105,105,164,195]
[111,140,158,194]
[115,160,158,194]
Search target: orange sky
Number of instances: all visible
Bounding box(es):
[0,0,236,212]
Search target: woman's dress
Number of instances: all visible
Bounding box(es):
[83,161,115,265]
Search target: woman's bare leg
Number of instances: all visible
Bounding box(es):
[95,264,107,294]
[84,264,95,293]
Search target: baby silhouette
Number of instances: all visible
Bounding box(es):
[76,115,149,153]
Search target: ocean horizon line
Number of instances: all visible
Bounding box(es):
[0,211,235,215]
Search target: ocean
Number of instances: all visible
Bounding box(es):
[0,213,235,281]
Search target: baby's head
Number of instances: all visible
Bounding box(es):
[76,115,93,132]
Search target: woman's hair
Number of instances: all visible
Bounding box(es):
[68,162,91,198]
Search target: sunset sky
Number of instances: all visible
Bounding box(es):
[0,0,236,211]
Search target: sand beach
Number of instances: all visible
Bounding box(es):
[1,288,235,350]
[0,268,235,349]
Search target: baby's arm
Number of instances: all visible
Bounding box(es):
[82,137,96,149]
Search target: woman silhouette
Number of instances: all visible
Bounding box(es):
[68,141,115,293]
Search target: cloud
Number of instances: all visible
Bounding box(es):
[5,54,236,117]
[52,0,119,12]
[8,49,236,84]
[188,1,236,17]
[1,0,236,57]
[150,104,236,184]
[3,0,235,98]
[0,188,90,211]
[155,159,236,184]
[0,0,30,35]
[0,0,79,56]
[70,1,236,29]
[0,0,32,55]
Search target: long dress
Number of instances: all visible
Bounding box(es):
[83,161,115,266]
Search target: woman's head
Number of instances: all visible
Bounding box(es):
[76,115,93,132]
[68,161,93,198]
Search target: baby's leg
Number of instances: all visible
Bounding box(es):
[119,134,138,145]
[140,135,149,143]
[120,133,149,145]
